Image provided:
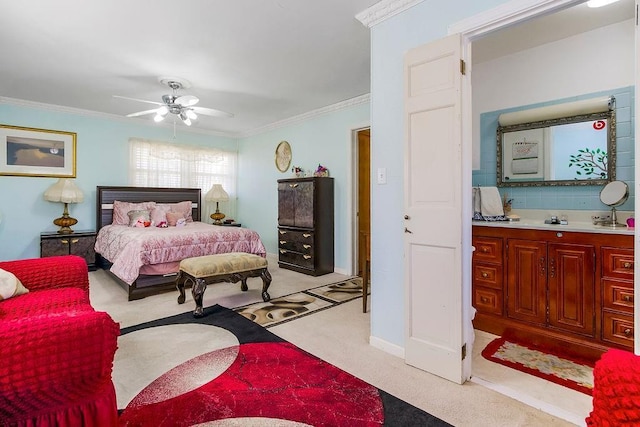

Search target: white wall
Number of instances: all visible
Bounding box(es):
[472,19,635,169]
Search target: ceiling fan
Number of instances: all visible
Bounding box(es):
[114,77,233,126]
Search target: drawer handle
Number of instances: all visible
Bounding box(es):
[279,249,287,254]
[303,255,311,260]
[480,297,489,303]
[624,328,633,337]
[279,230,287,235]
[481,272,489,278]
[279,240,287,244]
[303,233,311,238]
[623,262,633,269]
[71,239,79,244]
[303,244,311,249]
[61,240,69,244]
[481,247,489,253]
[289,183,299,188]
[623,295,634,302]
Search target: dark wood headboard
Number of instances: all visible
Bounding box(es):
[96,186,201,230]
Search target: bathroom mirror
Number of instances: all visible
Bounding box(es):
[497,101,616,187]
[598,180,629,227]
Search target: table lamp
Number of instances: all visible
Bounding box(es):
[205,184,229,225]
[43,178,84,234]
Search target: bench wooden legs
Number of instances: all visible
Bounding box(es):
[176,268,272,317]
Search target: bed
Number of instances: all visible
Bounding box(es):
[95,186,267,300]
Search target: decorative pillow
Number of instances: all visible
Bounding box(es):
[166,211,184,226]
[150,205,170,226]
[113,201,156,225]
[158,201,193,223]
[128,210,152,227]
[0,268,29,301]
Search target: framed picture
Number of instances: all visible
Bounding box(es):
[0,125,76,177]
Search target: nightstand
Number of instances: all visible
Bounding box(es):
[40,230,97,271]
[219,222,241,227]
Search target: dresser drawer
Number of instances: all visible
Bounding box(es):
[602,311,634,348]
[602,279,634,313]
[473,262,502,290]
[278,249,314,269]
[473,286,503,316]
[602,247,634,280]
[278,229,315,253]
[473,237,503,263]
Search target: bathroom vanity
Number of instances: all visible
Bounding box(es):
[473,221,634,358]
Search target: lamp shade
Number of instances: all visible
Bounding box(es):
[204,184,229,202]
[43,178,84,204]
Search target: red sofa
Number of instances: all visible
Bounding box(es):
[0,255,120,426]
[587,348,640,426]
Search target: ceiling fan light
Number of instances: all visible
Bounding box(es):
[157,106,169,116]
[186,110,197,120]
[179,112,192,126]
[153,114,165,123]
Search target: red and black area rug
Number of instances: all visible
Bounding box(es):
[116,304,450,426]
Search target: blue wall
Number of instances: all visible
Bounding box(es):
[473,87,635,211]
[238,103,370,273]
[0,100,369,275]
[0,103,236,260]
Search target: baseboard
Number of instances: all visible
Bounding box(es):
[369,335,405,359]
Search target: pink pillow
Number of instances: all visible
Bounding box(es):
[166,211,183,226]
[113,201,156,225]
[157,201,193,222]
[150,205,170,226]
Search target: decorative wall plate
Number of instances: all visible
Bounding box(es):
[275,141,292,172]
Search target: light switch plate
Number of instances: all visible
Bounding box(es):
[377,167,387,184]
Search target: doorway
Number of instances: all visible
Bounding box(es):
[453,0,636,423]
[355,127,371,309]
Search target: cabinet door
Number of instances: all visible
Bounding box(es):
[277,182,296,226]
[41,238,69,257]
[70,235,96,267]
[547,243,595,337]
[506,239,547,326]
[293,181,314,228]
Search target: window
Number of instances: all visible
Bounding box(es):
[129,138,237,220]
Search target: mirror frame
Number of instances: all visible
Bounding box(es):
[496,109,616,187]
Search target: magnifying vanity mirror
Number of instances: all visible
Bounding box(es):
[597,180,629,227]
[497,96,616,187]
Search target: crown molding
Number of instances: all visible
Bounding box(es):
[0,96,236,138]
[448,0,580,36]
[355,0,424,28]
[0,94,371,140]
[239,93,371,138]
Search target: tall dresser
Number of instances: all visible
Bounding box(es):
[277,177,334,275]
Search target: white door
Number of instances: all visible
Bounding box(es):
[404,33,467,383]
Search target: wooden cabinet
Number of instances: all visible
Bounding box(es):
[40,230,96,271]
[473,225,633,355]
[277,177,334,275]
[601,246,635,347]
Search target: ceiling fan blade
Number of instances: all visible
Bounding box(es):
[175,95,199,107]
[113,95,163,106]
[191,106,234,118]
[126,109,159,118]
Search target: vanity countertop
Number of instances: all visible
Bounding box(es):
[472,219,634,235]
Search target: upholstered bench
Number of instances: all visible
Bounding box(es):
[176,252,271,317]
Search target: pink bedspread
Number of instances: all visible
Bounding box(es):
[95,222,266,285]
